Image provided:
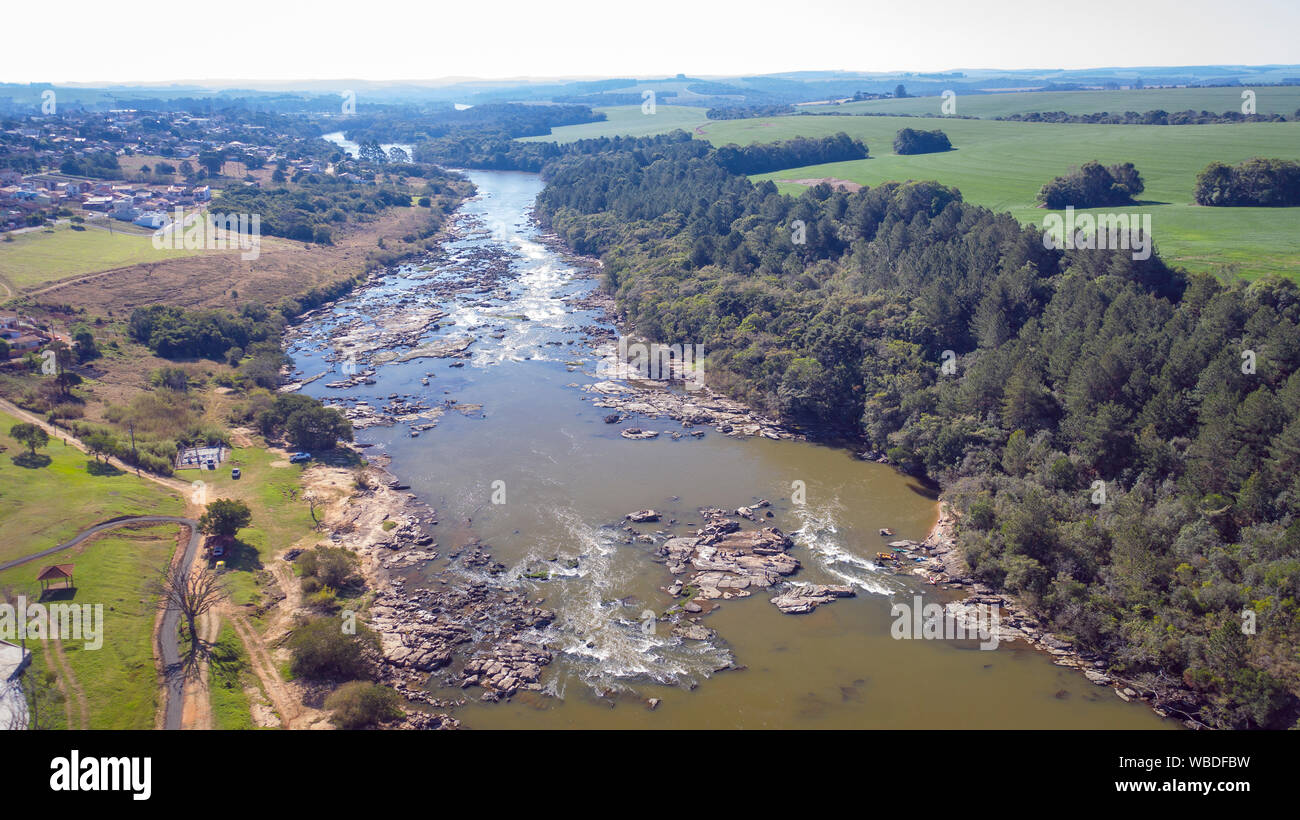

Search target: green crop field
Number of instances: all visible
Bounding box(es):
[803,86,1300,119]
[519,105,710,143]
[530,107,1300,278]
[0,222,198,293]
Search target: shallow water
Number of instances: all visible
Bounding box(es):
[291,168,1171,729]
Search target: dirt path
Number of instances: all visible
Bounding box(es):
[41,637,89,729]
[224,606,320,729]
[22,263,152,300]
[219,540,331,730]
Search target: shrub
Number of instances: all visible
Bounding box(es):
[325,681,402,729]
[288,617,374,681]
[298,546,361,592]
[1037,161,1144,208]
[1194,158,1300,206]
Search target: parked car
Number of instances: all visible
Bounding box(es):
[289,452,311,463]
[205,459,215,469]
[231,468,241,479]
[212,543,225,557]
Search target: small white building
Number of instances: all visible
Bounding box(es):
[133,211,169,229]
[0,639,31,730]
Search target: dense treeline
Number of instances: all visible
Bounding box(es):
[58,150,121,178]
[1194,158,1300,206]
[714,133,868,175]
[1037,160,1145,209]
[129,303,282,361]
[998,109,1299,125]
[339,103,603,144]
[255,392,353,451]
[535,132,1300,728]
[893,128,952,154]
[210,179,417,244]
[128,275,368,369]
[706,105,797,120]
[414,133,562,171]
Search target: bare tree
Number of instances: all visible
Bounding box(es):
[153,562,226,674]
[305,491,321,526]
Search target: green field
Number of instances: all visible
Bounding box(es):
[531,106,1300,278]
[0,523,181,729]
[802,86,1300,119]
[519,105,710,143]
[209,622,257,729]
[0,411,185,565]
[0,222,198,293]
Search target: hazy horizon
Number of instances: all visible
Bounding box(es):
[4,0,1298,84]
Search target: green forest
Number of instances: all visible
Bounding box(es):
[531,132,1300,729]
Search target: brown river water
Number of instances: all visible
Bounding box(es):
[289,167,1171,729]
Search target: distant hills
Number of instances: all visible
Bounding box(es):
[3,65,1300,114]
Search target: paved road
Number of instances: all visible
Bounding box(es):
[0,514,201,730]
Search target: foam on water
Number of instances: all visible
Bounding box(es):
[514,510,732,694]
[789,501,904,596]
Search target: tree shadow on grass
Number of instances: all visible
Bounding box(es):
[11,452,52,469]
[85,459,124,477]
[220,539,263,573]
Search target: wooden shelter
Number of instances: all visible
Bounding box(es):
[36,563,74,591]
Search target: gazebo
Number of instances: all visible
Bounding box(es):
[36,564,75,591]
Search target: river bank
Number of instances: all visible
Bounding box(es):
[908,504,1202,727]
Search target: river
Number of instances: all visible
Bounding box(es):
[288,166,1171,729]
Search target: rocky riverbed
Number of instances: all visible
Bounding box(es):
[623,502,858,623]
[300,454,565,727]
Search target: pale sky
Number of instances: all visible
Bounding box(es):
[3,0,1298,84]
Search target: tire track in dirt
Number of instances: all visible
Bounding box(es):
[223,607,307,729]
[42,637,89,729]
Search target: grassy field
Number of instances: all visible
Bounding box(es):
[519,105,710,143]
[803,86,1300,119]
[0,222,199,293]
[0,523,181,729]
[0,410,186,565]
[723,116,1300,278]
[209,622,257,729]
[532,106,1300,278]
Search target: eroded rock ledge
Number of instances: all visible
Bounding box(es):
[651,505,856,616]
